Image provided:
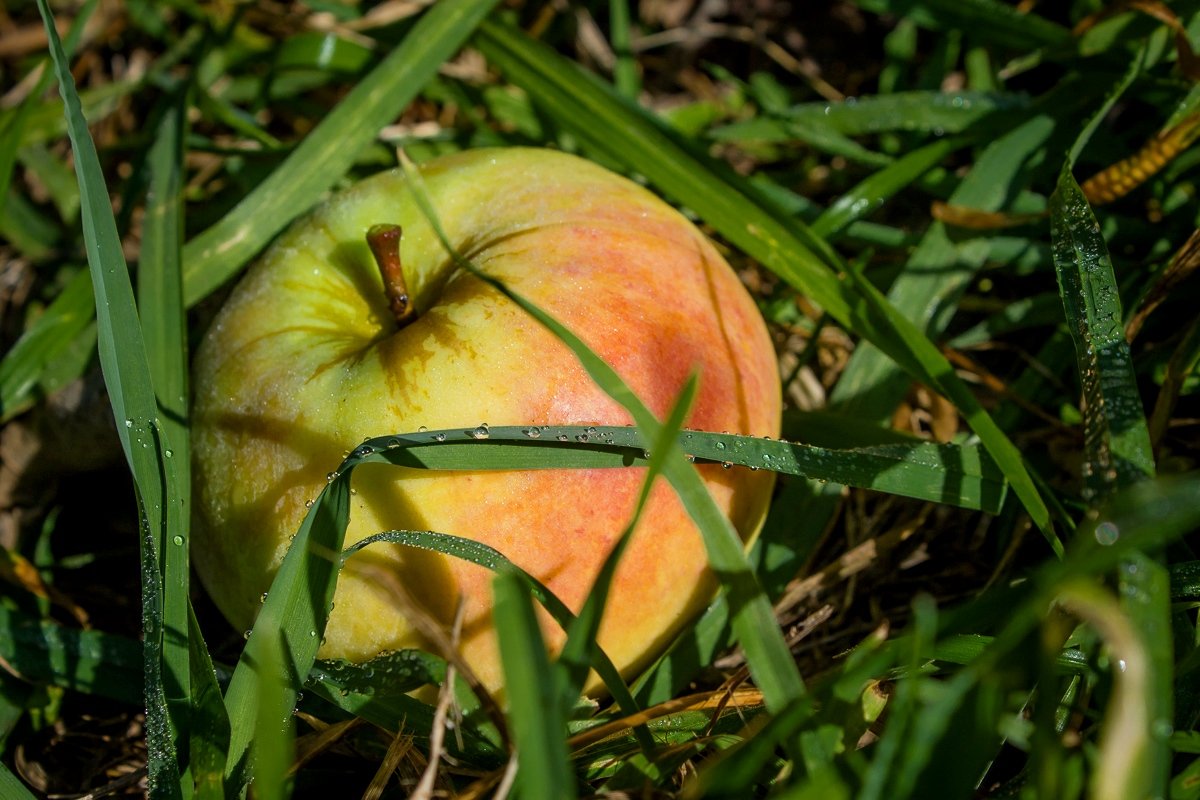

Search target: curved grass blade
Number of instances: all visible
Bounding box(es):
[181,0,501,306]
[221,475,351,789]
[344,528,645,734]
[400,154,807,711]
[34,1,188,794]
[304,666,505,762]
[495,571,578,799]
[474,18,1051,546]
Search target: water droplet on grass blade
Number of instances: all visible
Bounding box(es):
[523,427,541,438]
[471,423,490,440]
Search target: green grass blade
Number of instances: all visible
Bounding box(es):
[608,0,638,99]
[812,136,963,239]
[0,605,142,705]
[0,0,97,204]
[400,154,808,712]
[344,528,639,716]
[0,267,93,422]
[474,19,1052,545]
[138,87,195,776]
[0,762,36,800]
[34,1,187,794]
[1050,161,1165,795]
[180,0,501,306]
[250,631,294,800]
[335,424,1005,512]
[1049,167,1155,492]
[850,0,1070,49]
[494,570,578,799]
[188,606,229,800]
[222,475,351,788]
[556,376,696,713]
[713,90,1029,140]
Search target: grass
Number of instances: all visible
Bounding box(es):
[1,0,1199,796]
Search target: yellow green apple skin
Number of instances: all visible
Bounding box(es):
[191,148,781,695]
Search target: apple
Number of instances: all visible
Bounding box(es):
[191,147,781,696]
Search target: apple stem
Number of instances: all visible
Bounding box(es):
[367,223,417,329]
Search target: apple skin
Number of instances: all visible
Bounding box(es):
[191,147,781,696]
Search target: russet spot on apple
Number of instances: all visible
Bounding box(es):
[191,147,781,697]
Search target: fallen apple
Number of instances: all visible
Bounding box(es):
[191,147,781,696]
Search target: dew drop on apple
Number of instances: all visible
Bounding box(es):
[417,426,428,433]
[471,423,490,440]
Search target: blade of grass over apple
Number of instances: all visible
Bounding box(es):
[221,475,351,790]
[555,376,696,725]
[398,154,806,713]
[180,0,501,306]
[348,425,1005,512]
[35,1,189,794]
[494,570,578,799]
[474,19,1052,548]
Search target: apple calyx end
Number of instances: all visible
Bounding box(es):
[367,223,417,329]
